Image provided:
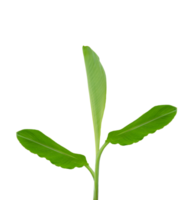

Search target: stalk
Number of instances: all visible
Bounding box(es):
[92,142,109,200]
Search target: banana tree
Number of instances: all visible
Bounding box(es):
[17,46,177,200]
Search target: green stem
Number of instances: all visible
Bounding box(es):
[85,165,95,179]
[93,141,109,200]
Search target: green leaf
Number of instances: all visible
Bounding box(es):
[83,46,107,154]
[17,129,88,169]
[106,105,177,146]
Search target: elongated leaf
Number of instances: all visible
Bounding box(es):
[83,46,106,153]
[106,105,177,146]
[17,129,88,169]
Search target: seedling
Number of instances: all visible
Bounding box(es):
[17,46,177,200]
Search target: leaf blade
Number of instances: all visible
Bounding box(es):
[83,46,107,153]
[106,105,177,145]
[17,129,88,169]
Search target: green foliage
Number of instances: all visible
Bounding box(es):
[16,46,177,200]
[105,103,178,147]
[17,129,88,169]
[82,44,107,156]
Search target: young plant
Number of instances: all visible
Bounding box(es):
[17,46,177,200]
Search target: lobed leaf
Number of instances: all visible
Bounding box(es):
[106,105,177,146]
[17,129,88,169]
